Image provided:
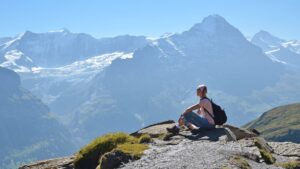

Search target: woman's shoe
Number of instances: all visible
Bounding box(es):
[166,125,180,134]
[191,128,201,135]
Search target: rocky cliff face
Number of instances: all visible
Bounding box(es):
[20,121,300,169]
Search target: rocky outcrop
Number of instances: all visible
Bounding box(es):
[223,124,258,140]
[268,142,300,158]
[19,156,74,169]
[131,120,176,137]
[19,121,300,169]
[98,150,133,169]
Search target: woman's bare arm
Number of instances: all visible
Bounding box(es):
[183,103,200,115]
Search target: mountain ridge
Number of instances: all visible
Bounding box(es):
[244,102,300,143]
[0,29,149,69]
[0,67,76,169]
[251,30,300,70]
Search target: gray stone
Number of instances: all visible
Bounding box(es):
[254,137,274,153]
[131,120,176,137]
[268,142,300,157]
[19,156,74,169]
[98,150,133,169]
[223,124,258,140]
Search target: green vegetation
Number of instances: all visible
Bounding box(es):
[276,161,300,169]
[138,134,153,143]
[229,155,251,169]
[254,137,276,164]
[74,132,149,169]
[97,144,149,169]
[244,103,300,143]
[259,149,276,164]
[116,143,149,159]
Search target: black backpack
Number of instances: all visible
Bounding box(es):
[202,97,227,125]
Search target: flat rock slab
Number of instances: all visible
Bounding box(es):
[19,156,74,169]
[268,142,300,157]
[131,120,176,137]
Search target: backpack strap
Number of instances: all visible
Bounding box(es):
[200,97,215,119]
[203,107,215,119]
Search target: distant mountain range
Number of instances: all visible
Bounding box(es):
[0,67,76,169]
[0,29,148,71]
[251,30,300,70]
[244,102,300,143]
[1,14,300,148]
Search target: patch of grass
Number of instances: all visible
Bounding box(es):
[259,149,276,164]
[275,161,300,169]
[138,134,153,143]
[74,132,138,169]
[254,137,276,164]
[229,155,251,169]
[116,143,149,159]
[97,143,149,169]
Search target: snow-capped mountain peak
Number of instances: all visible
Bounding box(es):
[0,50,34,72]
[0,29,149,69]
[251,30,284,51]
[252,30,300,68]
[282,40,300,54]
[1,32,26,50]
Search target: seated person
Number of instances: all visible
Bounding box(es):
[167,84,215,134]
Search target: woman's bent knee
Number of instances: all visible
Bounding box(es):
[183,111,194,119]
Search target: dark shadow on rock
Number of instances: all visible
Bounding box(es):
[178,128,229,142]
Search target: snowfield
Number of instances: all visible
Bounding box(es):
[30,52,133,77]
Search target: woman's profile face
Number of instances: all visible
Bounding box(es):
[196,88,201,96]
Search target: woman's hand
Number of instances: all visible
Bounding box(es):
[178,116,184,126]
[182,109,191,116]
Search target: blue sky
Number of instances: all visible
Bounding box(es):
[1,0,300,40]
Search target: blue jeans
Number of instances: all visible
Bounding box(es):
[182,112,214,129]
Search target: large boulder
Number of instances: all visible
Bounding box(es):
[268,142,300,157]
[223,124,258,140]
